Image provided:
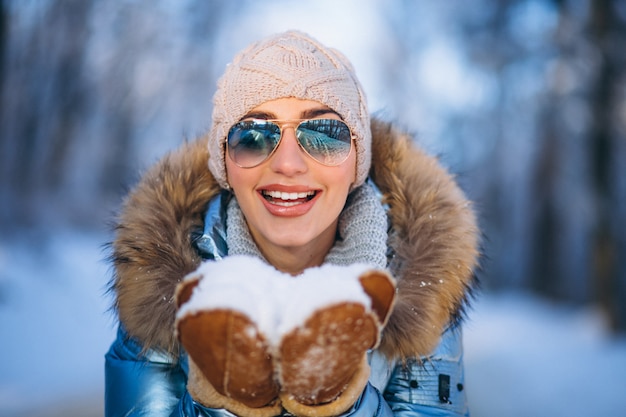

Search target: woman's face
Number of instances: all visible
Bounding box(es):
[225,97,357,270]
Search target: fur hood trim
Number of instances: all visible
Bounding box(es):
[108,119,480,360]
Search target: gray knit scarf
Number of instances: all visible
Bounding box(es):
[225,182,388,270]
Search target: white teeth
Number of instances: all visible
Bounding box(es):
[263,190,315,200]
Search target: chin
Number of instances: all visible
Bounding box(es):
[271,236,312,248]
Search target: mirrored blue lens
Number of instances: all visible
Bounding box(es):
[296,119,352,166]
[227,121,281,167]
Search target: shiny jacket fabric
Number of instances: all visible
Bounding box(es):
[106,326,466,417]
[105,119,480,417]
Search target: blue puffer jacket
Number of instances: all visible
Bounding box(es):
[105,324,467,417]
[105,119,480,417]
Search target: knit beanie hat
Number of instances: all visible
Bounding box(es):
[208,30,371,189]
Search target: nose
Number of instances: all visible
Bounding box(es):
[268,126,308,175]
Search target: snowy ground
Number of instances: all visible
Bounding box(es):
[1,231,625,417]
[464,292,626,417]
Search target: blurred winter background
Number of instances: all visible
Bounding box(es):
[1,0,625,416]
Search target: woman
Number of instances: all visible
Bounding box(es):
[105,31,480,417]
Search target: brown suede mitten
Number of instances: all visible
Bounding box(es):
[175,259,396,417]
[278,269,396,417]
[175,275,281,417]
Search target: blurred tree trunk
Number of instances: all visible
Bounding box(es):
[456,0,535,291]
[588,0,626,331]
[0,1,240,231]
[0,1,93,227]
[533,0,626,330]
[45,0,93,190]
[530,0,594,302]
[0,1,5,105]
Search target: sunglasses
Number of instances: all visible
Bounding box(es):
[226,118,353,168]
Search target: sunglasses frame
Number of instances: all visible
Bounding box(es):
[226,118,354,168]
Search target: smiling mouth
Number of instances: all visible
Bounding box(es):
[261,190,317,207]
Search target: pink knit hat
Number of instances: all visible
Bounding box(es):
[208,30,371,189]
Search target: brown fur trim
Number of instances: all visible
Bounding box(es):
[370,119,480,359]
[108,118,480,360]
[108,138,221,355]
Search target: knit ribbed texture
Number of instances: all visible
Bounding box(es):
[225,199,265,260]
[208,30,371,189]
[324,183,388,269]
[225,183,387,270]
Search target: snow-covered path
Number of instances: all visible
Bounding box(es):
[0,231,115,416]
[464,292,626,417]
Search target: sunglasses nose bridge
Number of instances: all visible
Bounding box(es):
[275,121,300,147]
[277,121,299,137]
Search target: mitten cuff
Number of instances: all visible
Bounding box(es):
[280,357,371,417]
[188,358,282,417]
